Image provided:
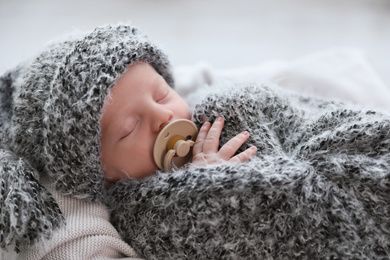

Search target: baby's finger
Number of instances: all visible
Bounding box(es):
[229,146,257,163]
[202,117,224,153]
[219,131,250,159]
[192,121,211,155]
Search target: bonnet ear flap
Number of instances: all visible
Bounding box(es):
[0,148,65,253]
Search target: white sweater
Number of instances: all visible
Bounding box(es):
[5,174,143,260]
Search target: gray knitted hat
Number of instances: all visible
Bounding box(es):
[0,24,173,251]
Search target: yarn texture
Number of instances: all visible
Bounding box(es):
[0,24,174,252]
[108,83,390,259]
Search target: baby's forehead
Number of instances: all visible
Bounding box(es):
[100,63,157,109]
[111,62,166,91]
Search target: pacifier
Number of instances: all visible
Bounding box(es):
[153,119,198,170]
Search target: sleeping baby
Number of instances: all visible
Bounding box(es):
[99,62,257,182]
[2,24,390,260]
[0,23,254,258]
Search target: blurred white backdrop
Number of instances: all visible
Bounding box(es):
[1,0,389,86]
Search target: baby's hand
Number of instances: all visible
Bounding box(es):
[191,117,257,167]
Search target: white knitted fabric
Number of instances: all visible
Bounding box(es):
[16,174,142,260]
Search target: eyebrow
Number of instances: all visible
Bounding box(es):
[152,75,164,88]
[152,76,168,94]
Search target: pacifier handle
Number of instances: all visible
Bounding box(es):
[163,139,196,169]
[153,119,198,170]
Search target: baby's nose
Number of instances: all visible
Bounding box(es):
[153,109,173,132]
[158,122,169,132]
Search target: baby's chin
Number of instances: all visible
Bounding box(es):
[132,165,159,179]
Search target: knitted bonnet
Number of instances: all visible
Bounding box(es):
[0,24,173,251]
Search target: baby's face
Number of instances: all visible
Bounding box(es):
[99,62,191,182]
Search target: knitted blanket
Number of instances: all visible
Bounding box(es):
[107,83,390,260]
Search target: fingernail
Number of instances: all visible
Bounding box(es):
[251,146,257,151]
[241,131,249,136]
[203,121,210,127]
[216,117,223,122]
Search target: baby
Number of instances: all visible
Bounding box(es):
[0,23,255,258]
[99,62,257,182]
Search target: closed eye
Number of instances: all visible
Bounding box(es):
[156,89,170,103]
[119,119,138,140]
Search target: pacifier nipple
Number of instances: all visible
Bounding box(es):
[153,119,198,170]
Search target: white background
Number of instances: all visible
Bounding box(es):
[1,0,389,86]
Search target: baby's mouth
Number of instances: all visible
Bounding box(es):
[153,119,198,170]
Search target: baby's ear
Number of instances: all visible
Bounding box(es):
[0,148,64,253]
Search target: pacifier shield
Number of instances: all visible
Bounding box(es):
[153,119,198,170]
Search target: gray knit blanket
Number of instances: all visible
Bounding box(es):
[107,83,390,260]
